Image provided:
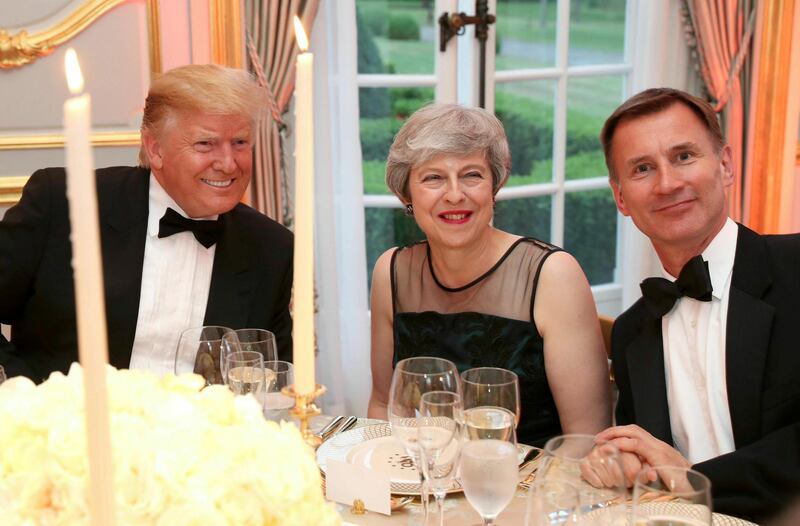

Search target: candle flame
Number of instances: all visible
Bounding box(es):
[65,49,84,95]
[293,16,309,52]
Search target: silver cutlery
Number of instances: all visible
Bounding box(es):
[317,415,345,442]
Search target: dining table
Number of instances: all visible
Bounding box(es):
[311,416,759,526]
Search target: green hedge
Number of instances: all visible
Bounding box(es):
[364,189,617,288]
[388,14,420,40]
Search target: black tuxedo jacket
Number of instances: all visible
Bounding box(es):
[612,223,800,522]
[0,166,293,382]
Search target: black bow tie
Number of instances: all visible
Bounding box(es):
[640,255,713,317]
[158,207,222,248]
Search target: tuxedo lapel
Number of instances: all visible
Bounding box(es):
[98,167,150,368]
[626,310,673,444]
[203,207,256,328]
[725,225,774,448]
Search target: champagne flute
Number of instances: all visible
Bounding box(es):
[225,350,267,400]
[388,357,460,522]
[632,466,712,526]
[418,391,462,526]
[540,434,626,525]
[262,360,295,422]
[461,367,520,443]
[174,326,236,385]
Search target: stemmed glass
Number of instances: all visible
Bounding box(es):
[539,434,626,526]
[224,350,267,399]
[460,428,519,525]
[632,466,712,526]
[418,390,462,526]
[461,367,520,443]
[388,357,461,523]
[220,329,277,381]
[262,360,295,422]
[525,479,581,526]
[174,326,236,385]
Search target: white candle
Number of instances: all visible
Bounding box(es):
[63,48,117,525]
[292,17,316,395]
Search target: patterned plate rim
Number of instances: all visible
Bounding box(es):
[315,422,535,496]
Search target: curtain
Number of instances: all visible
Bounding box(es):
[245,0,321,223]
[682,1,757,221]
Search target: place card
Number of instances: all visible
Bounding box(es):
[326,459,392,515]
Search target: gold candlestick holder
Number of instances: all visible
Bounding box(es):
[282,383,326,448]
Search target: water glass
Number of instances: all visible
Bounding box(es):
[525,479,581,526]
[632,466,712,526]
[418,391,462,526]
[460,438,519,525]
[224,350,266,399]
[461,367,520,443]
[262,360,295,422]
[174,326,236,385]
[540,434,626,525]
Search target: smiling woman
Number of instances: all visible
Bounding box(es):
[367,103,612,447]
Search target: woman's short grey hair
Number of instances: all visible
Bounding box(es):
[385,103,511,202]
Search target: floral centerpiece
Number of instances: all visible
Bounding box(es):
[0,365,341,526]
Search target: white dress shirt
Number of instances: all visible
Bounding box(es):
[662,218,738,464]
[128,174,217,375]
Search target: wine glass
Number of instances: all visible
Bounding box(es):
[221,329,276,380]
[539,434,626,526]
[388,357,461,522]
[632,466,712,526]
[224,350,266,400]
[525,479,581,526]
[262,360,295,422]
[174,326,236,385]
[418,390,462,526]
[461,367,520,443]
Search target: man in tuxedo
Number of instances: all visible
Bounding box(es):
[0,64,293,382]
[595,88,800,522]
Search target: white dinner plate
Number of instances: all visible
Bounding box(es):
[316,422,537,496]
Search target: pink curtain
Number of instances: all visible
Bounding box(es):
[245,0,320,223]
[683,0,757,221]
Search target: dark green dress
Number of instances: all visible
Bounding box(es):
[391,237,563,448]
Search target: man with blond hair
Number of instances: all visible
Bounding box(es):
[595,87,800,522]
[0,64,293,382]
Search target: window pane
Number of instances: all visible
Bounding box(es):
[564,189,617,285]
[565,75,624,180]
[360,87,434,194]
[364,207,425,289]
[495,81,556,185]
[494,195,551,242]
[356,0,435,74]
[568,0,627,65]
[496,0,557,70]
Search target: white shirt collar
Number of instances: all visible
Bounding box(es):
[147,173,218,237]
[660,218,738,300]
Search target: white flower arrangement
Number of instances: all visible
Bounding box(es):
[0,364,341,526]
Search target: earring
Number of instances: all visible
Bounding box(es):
[405,203,414,216]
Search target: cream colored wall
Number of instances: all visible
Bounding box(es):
[0,1,154,184]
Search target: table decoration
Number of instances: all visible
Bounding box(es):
[63,47,116,526]
[0,365,340,526]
